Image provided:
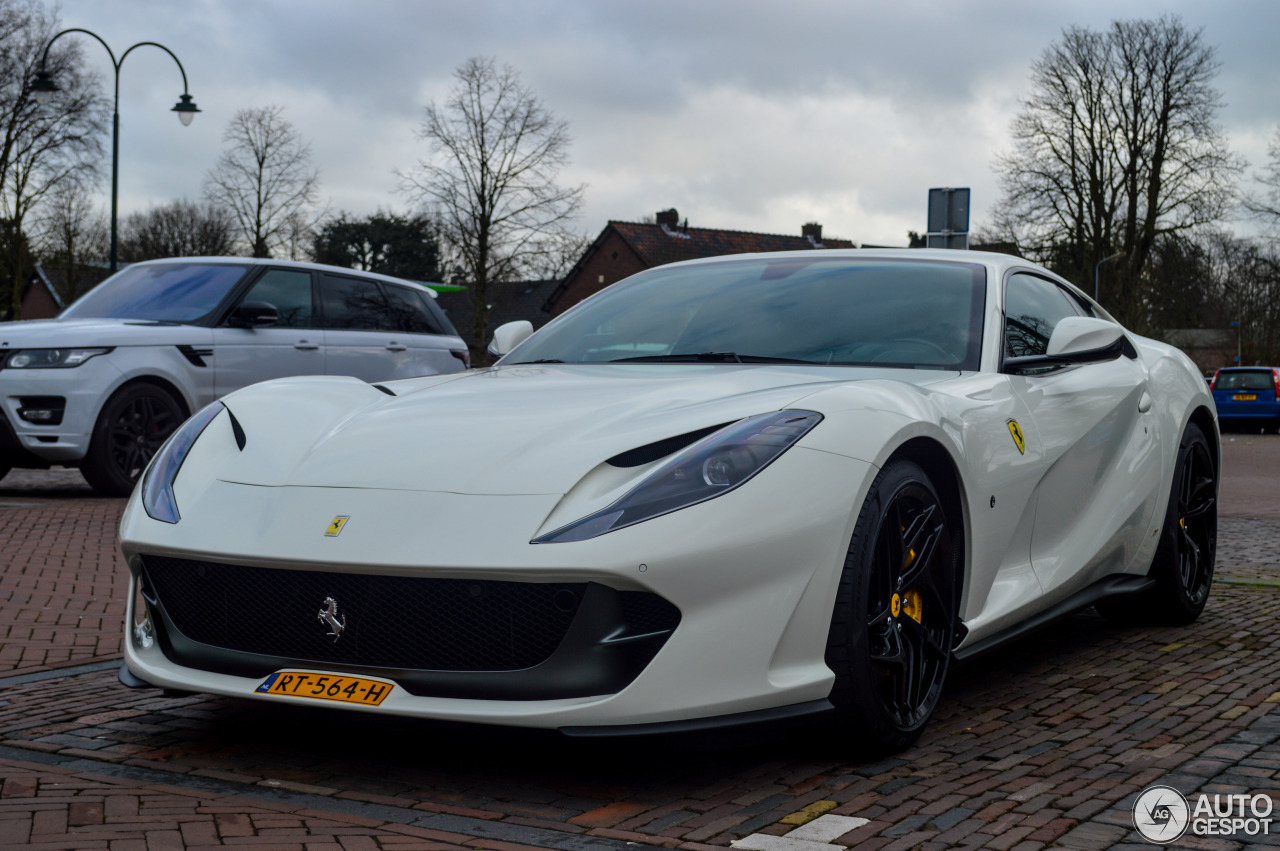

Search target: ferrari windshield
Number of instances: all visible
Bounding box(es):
[509,257,986,370]
[62,262,251,323]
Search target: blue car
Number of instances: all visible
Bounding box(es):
[1211,367,1280,430]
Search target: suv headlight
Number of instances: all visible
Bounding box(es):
[534,410,823,543]
[141,402,224,524]
[5,348,112,368]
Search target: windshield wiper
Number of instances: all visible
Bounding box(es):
[509,358,564,364]
[612,351,818,364]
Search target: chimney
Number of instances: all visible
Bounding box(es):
[802,222,823,244]
[655,208,679,228]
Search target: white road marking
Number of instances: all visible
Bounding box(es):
[731,813,872,851]
[787,814,870,842]
[730,834,844,851]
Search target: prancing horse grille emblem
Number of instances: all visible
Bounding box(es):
[317,597,345,642]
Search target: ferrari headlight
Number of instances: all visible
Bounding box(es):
[534,410,822,543]
[5,347,111,368]
[140,402,224,524]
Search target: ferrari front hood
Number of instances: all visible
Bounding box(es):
[218,364,953,495]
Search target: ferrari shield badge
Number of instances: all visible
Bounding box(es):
[1007,419,1026,455]
[325,516,349,537]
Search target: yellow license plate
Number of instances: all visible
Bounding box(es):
[1234,394,1257,401]
[255,671,393,706]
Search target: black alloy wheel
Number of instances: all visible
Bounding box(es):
[81,384,185,497]
[827,459,959,755]
[1172,433,1216,608]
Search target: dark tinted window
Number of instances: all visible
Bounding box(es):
[383,285,445,334]
[319,274,395,331]
[1004,273,1081,358]
[237,269,313,328]
[1217,371,1274,391]
[62,262,250,322]
[508,258,986,370]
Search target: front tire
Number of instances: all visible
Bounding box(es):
[825,460,959,756]
[81,383,185,497]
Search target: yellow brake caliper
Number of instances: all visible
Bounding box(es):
[902,590,923,623]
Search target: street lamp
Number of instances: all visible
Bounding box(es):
[30,29,199,272]
[1094,251,1124,302]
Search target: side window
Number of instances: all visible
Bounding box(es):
[1004,273,1082,359]
[236,269,314,328]
[319,274,395,332]
[382,285,445,335]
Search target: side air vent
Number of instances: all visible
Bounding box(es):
[176,345,213,367]
[372,384,396,396]
[606,422,731,468]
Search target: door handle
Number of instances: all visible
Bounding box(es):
[385,344,407,352]
[294,340,319,350]
[1138,392,1152,413]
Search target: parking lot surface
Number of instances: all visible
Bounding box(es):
[0,437,1277,850]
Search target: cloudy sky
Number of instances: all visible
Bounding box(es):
[56,0,1280,248]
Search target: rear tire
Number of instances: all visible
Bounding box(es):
[81,383,185,497]
[825,460,959,756]
[1096,422,1216,625]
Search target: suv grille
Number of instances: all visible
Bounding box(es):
[141,556,588,672]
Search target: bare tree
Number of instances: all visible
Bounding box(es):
[1243,127,1280,234]
[992,15,1241,329]
[118,199,235,261]
[0,0,107,317]
[400,57,584,356]
[35,179,105,301]
[203,105,319,258]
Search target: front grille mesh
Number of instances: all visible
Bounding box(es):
[142,556,587,672]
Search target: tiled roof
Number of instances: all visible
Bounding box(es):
[609,221,855,268]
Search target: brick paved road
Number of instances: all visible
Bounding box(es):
[0,446,1277,850]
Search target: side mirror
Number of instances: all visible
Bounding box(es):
[1046,317,1124,357]
[1004,317,1130,374]
[489,320,534,357]
[228,300,279,328]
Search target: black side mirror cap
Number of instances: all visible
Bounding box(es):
[228,300,279,328]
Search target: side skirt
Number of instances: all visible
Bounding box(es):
[953,574,1156,663]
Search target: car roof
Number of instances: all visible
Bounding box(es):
[126,256,444,299]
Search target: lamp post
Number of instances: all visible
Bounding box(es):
[1094,251,1124,303]
[30,29,199,273]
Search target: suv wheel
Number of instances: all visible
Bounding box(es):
[81,384,185,497]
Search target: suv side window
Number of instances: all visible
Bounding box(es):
[235,269,314,328]
[319,274,395,331]
[383,284,445,335]
[1004,273,1082,359]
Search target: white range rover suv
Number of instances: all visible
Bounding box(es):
[0,257,469,495]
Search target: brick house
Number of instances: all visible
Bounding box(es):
[542,209,855,317]
[2,266,64,321]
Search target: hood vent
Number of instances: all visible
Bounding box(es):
[607,422,731,468]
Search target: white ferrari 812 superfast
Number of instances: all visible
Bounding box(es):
[118,249,1218,754]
